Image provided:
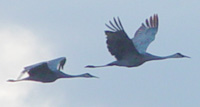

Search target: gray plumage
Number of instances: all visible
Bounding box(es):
[8,57,98,83]
[86,14,189,68]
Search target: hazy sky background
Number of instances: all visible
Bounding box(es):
[0,0,199,107]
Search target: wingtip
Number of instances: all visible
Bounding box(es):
[145,19,150,27]
[145,14,159,28]
[94,76,100,79]
[105,30,113,33]
[105,31,114,35]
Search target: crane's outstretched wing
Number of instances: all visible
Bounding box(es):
[132,14,158,53]
[17,62,46,79]
[24,62,45,71]
[19,57,66,78]
[105,17,140,60]
[27,63,54,77]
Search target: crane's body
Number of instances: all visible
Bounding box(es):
[86,14,189,68]
[8,57,97,83]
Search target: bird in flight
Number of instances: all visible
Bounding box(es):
[8,57,98,83]
[86,14,189,68]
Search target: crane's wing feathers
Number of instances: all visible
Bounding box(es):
[105,17,140,60]
[27,63,54,77]
[21,57,66,78]
[24,62,46,71]
[132,14,158,53]
[47,57,66,71]
[17,62,51,80]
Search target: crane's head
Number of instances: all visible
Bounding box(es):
[81,73,99,78]
[175,53,190,58]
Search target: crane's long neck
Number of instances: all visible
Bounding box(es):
[58,72,86,78]
[144,53,179,61]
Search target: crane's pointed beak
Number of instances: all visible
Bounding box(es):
[93,76,99,79]
[177,53,191,58]
[183,55,191,58]
[185,56,191,58]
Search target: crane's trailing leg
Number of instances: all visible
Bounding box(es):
[85,65,110,68]
[85,62,117,68]
[7,79,23,82]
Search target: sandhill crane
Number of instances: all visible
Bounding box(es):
[86,14,189,68]
[8,57,98,83]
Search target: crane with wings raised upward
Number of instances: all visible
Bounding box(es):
[86,14,189,68]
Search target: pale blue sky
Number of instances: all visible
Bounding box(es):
[0,0,199,107]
